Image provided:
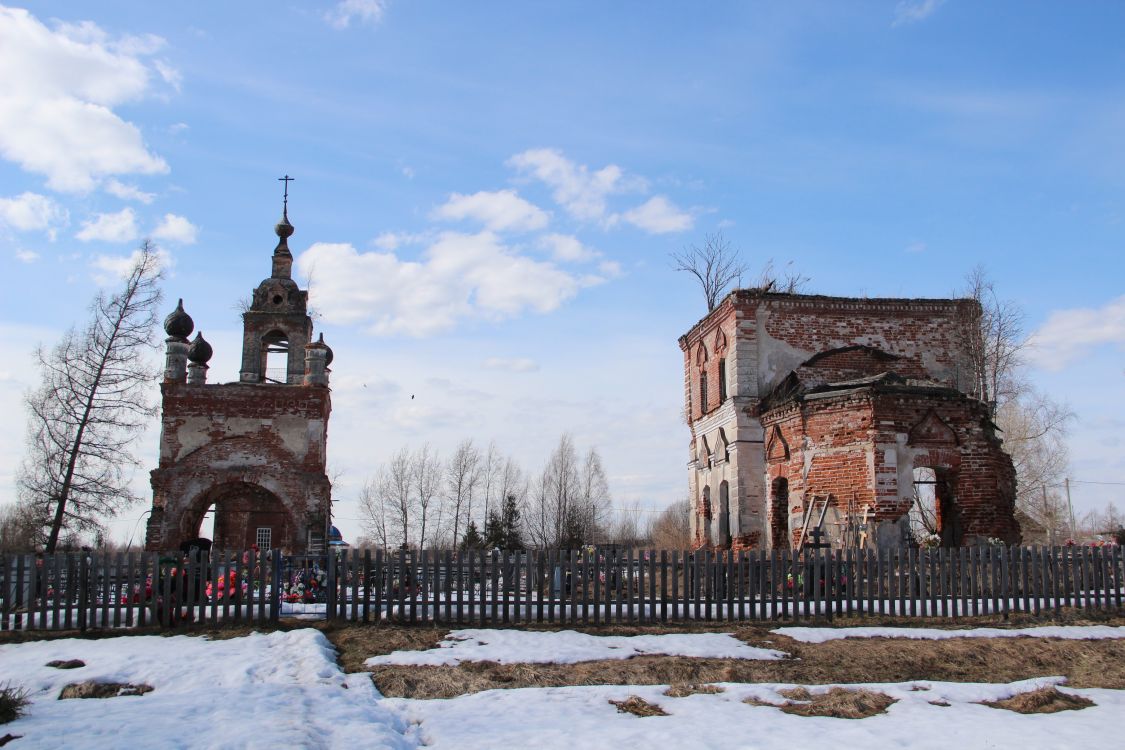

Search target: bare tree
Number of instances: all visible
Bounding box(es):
[0,499,44,554]
[445,439,482,549]
[357,477,390,550]
[480,441,501,528]
[671,231,748,311]
[647,499,692,549]
[18,242,163,552]
[412,443,442,549]
[370,447,413,548]
[958,267,1075,537]
[960,265,1027,412]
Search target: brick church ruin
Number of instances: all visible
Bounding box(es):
[680,290,1019,552]
[145,202,333,553]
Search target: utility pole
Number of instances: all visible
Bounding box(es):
[1042,485,1054,547]
[1065,477,1076,541]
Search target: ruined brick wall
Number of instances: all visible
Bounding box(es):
[760,384,1019,549]
[146,382,331,552]
[679,291,1005,551]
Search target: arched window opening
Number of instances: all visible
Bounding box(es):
[701,485,712,522]
[718,481,731,547]
[770,477,790,549]
[718,358,727,402]
[700,372,709,414]
[910,467,961,547]
[261,330,289,383]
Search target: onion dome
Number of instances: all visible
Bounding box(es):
[320,333,333,366]
[163,298,194,339]
[274,207,294,253]
[188,332,213,364]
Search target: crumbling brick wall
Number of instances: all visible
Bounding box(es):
[680,290,1016,551]
[146,383,331,552]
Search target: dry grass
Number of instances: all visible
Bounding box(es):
[45,659,85,670]
[776,687,897,719]
[744,686,897,719]
[663,683,724,698]
[57,682,153,700]
[0,685,29,725]
[981,686,1095,714]
[364,628,1125,699]
[778,686,813,701]
[609,696,667,717]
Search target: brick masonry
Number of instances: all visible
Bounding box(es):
[679,290,1018,551]
[144,213,333,553]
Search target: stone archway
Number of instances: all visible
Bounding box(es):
[180,481,296,551]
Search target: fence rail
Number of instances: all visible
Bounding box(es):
[2,546,1122,632]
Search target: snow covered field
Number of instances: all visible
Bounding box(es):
[1,627,1121,749]
[366,628,787,666]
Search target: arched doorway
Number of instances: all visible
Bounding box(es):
[183,482,295,551]
[910,467,961,547]
[769,477,790,549]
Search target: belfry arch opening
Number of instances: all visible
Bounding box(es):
[261,330,289,383]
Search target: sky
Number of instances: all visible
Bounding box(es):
[0,0,1123,545]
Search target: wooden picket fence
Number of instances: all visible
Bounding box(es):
[2,545,1122,632]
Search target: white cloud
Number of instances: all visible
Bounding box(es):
[325,0,387,29]
[15,249,39,263]
[1027,296,1125,370]
[621,195,693,234]
[296,231,594,336]
[76,207,138,243]
[154,59,181,92]
[90,245,171,284]
[0,7,169,192]
[507,148,644,222]
[432,189,549,232]
[105,179,155,203]
[372,231,428,250]
[152,213,198,244]
[539,233,598,263]
[483,357,539,373]
[597,259,623,277]
[0,192,69,236]
[893,0,946,26]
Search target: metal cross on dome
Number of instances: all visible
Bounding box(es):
[278,174,294,210]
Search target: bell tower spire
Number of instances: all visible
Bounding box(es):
[272,174,295,279]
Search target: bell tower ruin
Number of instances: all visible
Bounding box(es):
[145,196,334,553]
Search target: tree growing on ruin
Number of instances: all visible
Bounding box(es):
[671,231,747,311]
[18,243,164,552]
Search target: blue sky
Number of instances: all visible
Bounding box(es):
[1,1,1123,543]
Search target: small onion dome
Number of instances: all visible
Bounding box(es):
[163,298,194,338]
[275,208,295,241]
[329,525,344,543]
[309,332,333,366]
[188,331,213,364]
